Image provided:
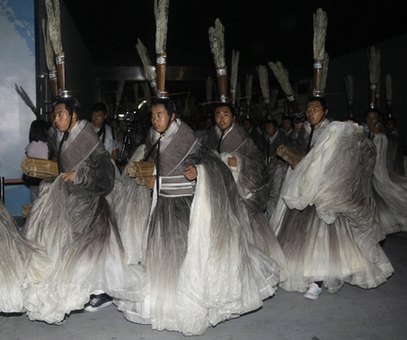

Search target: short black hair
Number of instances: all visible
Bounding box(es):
[150,97,177,117]
[307,96,328,111]
[53,95,81,117]
[281,115,293,125]
[365,108,381,117]
[91,102,108,114]
[214,101,235,116]
[29,119,49,143]
[265,118,279,129]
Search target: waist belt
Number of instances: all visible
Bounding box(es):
[158,175,195,197]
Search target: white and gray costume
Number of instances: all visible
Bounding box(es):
[0,201,47,313]
[369,132,407,234]
[23,121,142,324]
[111,119,283,335]
[207,123,287,277]
[272,121,393,293]
[258,130,289,221]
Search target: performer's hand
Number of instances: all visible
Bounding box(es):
[61,171,76,183]
[228,156,238,167]
[111,148,118,161]
[184,165,197,181]
[147,176,156,190]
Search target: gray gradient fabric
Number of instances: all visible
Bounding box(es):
[372,133,407,234]
[23,136,143,324]
[111,121,285,335]
[0,202,48,313]
[272,121,394,293]
[207,123,269,213]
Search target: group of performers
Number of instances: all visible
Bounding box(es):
[1,2,406,336]
[1,88,405,335]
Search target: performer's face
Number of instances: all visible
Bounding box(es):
[54,103,76,132]
[242,119,252,132]
[306,101,326,126]
[281,119,292,131]
[214,106,234,131]
[294,121,303,131]
[205,117,214,129]
[91,110,106,128]
[366,111,380,128]
[385,120,394,131]
[264,122,277,137]
[151,104,174,133]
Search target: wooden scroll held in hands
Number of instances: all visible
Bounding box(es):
[276,144,302,168]
[21,157,59,179]
[22,204,31,219]
[126,161,155,186]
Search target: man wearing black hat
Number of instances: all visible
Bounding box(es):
[113,96,286,335]
[23,92,142,324]
[261,117,286,164]
[272,96,393,300]
[206,101,286,272]
[208,102,269,211]
[294,96,330,156]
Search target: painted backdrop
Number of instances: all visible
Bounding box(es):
[0,0,36,214]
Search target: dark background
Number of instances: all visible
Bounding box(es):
[64,0,407,82]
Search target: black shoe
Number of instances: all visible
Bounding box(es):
[84,293,113,312]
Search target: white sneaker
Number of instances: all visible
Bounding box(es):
[304,282,322,300]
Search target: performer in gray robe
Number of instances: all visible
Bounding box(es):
[112,98,283,335]
[207,102,286,276]
[272,97,393,300]
[384,117,405,176]
[23,93,142,324]
[365,109,407,235]
[0,201,48,313]
[208,103,269,212]
[258,118,289,221]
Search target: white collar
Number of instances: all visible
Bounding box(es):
[215,123,235,140]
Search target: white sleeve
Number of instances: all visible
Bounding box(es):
[104,125,118,153]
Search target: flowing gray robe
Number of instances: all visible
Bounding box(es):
[23,121,142,324]
[0,201,48,313]
[259,130,289,221]
[272,121,393,293]
[370,132,407,234]
[208,124,269,212]
[207,124,287,275]
[112,120,283,335]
